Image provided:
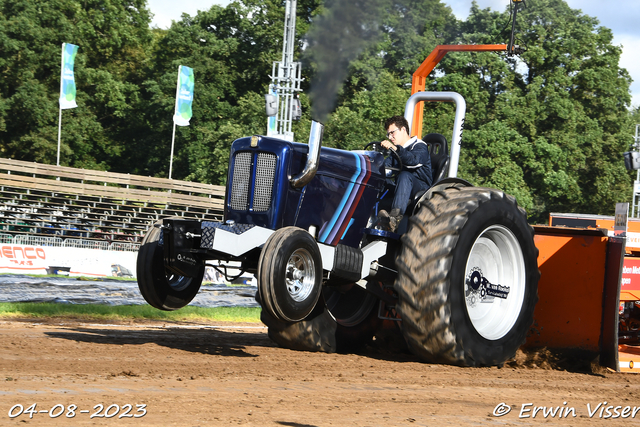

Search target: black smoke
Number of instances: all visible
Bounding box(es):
[303,0,387,123]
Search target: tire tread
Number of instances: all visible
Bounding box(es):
[395,184,539,366]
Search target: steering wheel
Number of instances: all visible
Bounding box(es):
[363,141,403,179]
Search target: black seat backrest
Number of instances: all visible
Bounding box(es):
[422,133,449,184]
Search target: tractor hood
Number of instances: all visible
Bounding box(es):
[225,134,385,247]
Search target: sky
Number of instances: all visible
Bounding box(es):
[147,0,640,108]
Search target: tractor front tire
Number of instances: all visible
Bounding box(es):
[395,184,539,366]
[136,219,204,311]
[258,227,323,322]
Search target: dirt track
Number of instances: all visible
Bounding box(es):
[1,318,639,426]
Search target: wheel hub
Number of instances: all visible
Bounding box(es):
[285,248,316,303]
[166,272,194,292]
[464,225,526,340]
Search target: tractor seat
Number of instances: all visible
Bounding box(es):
[423,133,449,184]
[406,133,450,217]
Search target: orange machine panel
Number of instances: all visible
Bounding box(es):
[527,227,608,352]
[527,226,623,370]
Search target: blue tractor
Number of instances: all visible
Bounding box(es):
[136,91,539,367]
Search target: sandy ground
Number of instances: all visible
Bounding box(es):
[1,318,640,427]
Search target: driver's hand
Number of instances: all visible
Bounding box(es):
[381,140,396,151]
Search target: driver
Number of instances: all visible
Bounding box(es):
[377,115,432,232]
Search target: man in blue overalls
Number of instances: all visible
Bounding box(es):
[377,116,432,232]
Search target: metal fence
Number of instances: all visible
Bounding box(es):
[13,235,64,246]
[109,242,141,252]
[0,233,139,252]
[63,239,110,250]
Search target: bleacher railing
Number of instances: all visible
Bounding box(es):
[0,157,226,244]
[0,157,226,211]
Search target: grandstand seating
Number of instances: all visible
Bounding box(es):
[0,158,225,245]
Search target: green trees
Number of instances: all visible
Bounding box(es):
[0,0,153,169]
[0,0,636,222]
[118,0,320,183]
[445,0,634,221]
[311,0,457,147]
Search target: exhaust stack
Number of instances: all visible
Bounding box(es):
[290,121,323,188]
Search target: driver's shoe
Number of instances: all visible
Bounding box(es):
[376,209,402,233]
[387,208,403,233]
[375,210,391,231]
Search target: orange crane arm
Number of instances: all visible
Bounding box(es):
[410,44,507,137]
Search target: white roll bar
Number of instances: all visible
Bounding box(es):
[403,91,466,178]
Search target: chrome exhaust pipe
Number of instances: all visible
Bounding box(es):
[290,120,323,188]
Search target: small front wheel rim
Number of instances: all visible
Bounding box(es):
[167,272,193,292]
[464,225,526,340]
[285,248,316,303]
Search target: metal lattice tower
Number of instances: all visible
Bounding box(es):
[266,0,303,142]
[632,124,640,217]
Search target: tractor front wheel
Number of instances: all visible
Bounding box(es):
[136,219,204,311]
[257,227,323,322]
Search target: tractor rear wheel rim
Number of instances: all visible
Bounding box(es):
[464,225,526,340]
[285,248,316,303]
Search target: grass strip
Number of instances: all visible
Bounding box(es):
[0,302,261,323]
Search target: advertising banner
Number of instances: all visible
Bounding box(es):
[621,257,640,301]
[0,244,137,278]
[173,65,194,126]
[59,43,79,109]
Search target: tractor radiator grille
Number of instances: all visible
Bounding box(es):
[229,151,277,212]
[229,152,252,211]
[253,153,276,211]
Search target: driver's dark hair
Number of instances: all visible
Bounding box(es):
[384,115,410,135]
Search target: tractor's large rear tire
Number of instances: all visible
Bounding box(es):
[395,184,539,366]
[136,219,204,311]
[260,284,380,353]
